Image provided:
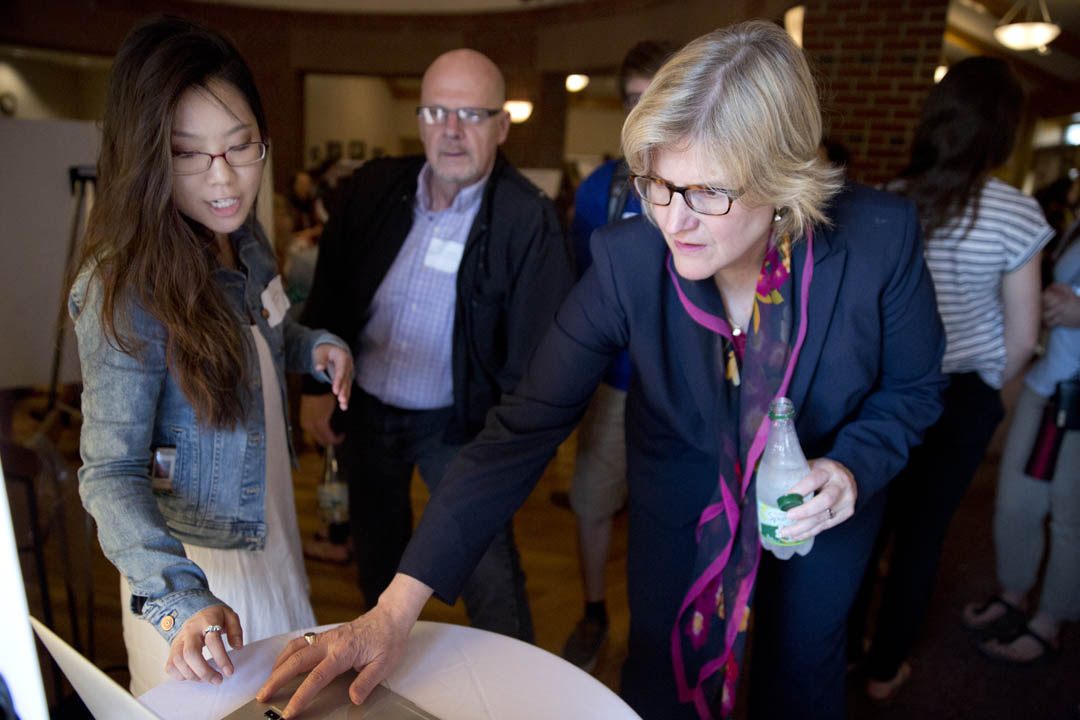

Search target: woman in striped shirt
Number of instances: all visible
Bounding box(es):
[856,56,1053,701]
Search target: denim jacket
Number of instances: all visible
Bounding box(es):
[69,219,348,643]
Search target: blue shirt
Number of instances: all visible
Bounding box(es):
[1026,238,1080,396]
[355,163,486,409]
[572,159,640,390]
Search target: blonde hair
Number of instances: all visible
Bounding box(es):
[622,20,842,240]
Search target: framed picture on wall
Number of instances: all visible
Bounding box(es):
[326,140,343,162]
[348,140,366,160]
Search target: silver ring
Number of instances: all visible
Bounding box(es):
[826,507,834,520]
[203,624,223,638]
[304,631,316,646]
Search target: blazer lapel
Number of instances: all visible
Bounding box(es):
[667,273,723,441]
[680,313,722,439]
[787,227,847,410]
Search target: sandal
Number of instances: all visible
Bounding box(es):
[961,596,1027,637]
[979,626,1060,666]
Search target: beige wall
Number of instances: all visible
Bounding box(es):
[302,73,626,170]
[303,74,401,169]
[564,105,624,162]
[0,58,107,121]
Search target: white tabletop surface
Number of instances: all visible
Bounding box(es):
[139,621,641,720]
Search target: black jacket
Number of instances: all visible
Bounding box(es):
[301,153,574,442]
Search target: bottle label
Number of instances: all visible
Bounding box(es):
[758,501,809,547]
[317,482,349,524]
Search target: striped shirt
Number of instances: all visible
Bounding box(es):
[354,163,486,409]
[916,177,1053,389]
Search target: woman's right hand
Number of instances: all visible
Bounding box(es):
[166,604,244,684]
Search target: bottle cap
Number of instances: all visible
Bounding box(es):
[777,493,804,511]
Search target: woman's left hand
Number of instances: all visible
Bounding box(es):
[778,457,856,542]
[1042,283,1080,328]
[313,344,353,411]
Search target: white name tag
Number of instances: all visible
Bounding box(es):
[423,237,465,274]
[260,275,290,327]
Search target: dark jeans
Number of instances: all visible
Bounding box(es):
[335,389,534,642]
[860,372,1005,681]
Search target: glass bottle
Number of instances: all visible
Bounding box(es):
[756,397,813,559]
[317,444,350,544]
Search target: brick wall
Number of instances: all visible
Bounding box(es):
[802,0,949,185]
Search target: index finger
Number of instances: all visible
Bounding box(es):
[329,357,346,400]
[335,371,352,409]
[258,639,318,700]
[786,466,826,499]
[282,654,357,719]
[785,471,836,521]
[204,631,234,678]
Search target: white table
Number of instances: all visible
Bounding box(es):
[139,621,641,720]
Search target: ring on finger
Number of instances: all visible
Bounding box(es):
[826,507,834,520]
[304,631,316,646]
[203,624,223,638]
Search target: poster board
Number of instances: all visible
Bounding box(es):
[0,118,99,390]
[0,466,49,720]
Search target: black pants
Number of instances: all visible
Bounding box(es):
[859,372,1005,681]
[334,389,534,642]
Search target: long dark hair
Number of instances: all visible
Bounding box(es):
[896,56,1023,238]
[71,15,268,428]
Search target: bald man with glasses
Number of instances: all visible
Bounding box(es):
[299,49,573,641]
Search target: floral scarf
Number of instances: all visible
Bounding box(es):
[667,230,815,719]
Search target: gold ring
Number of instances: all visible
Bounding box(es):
[303,631,316,646]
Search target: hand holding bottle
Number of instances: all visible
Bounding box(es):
[779,457,856,543]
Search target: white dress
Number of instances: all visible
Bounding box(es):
[121,327,316,696]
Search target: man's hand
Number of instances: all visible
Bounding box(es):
[256,575,432,719]
[301,393,344,446]
[313,343,354,410]
[779,457,857,542]
[1043,283,1080,328]
[166,604,243,684]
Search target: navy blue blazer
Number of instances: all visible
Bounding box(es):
[400,183,947,604]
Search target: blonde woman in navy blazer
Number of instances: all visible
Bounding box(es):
[260,21,947,720]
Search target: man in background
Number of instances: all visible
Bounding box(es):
[300,48,574,641]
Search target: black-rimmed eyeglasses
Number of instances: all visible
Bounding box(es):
[416,105,502,126]
[629,174,739,216]
[171,141,269,176]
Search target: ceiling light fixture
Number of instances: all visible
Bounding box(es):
[993,0,1061,52]
[565,74,589,92]
[504,100,533,123]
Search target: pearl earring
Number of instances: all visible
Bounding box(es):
[773,209,783,223]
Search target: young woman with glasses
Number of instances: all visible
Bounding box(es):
[260,20,946,720]
[67,15,352,694]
